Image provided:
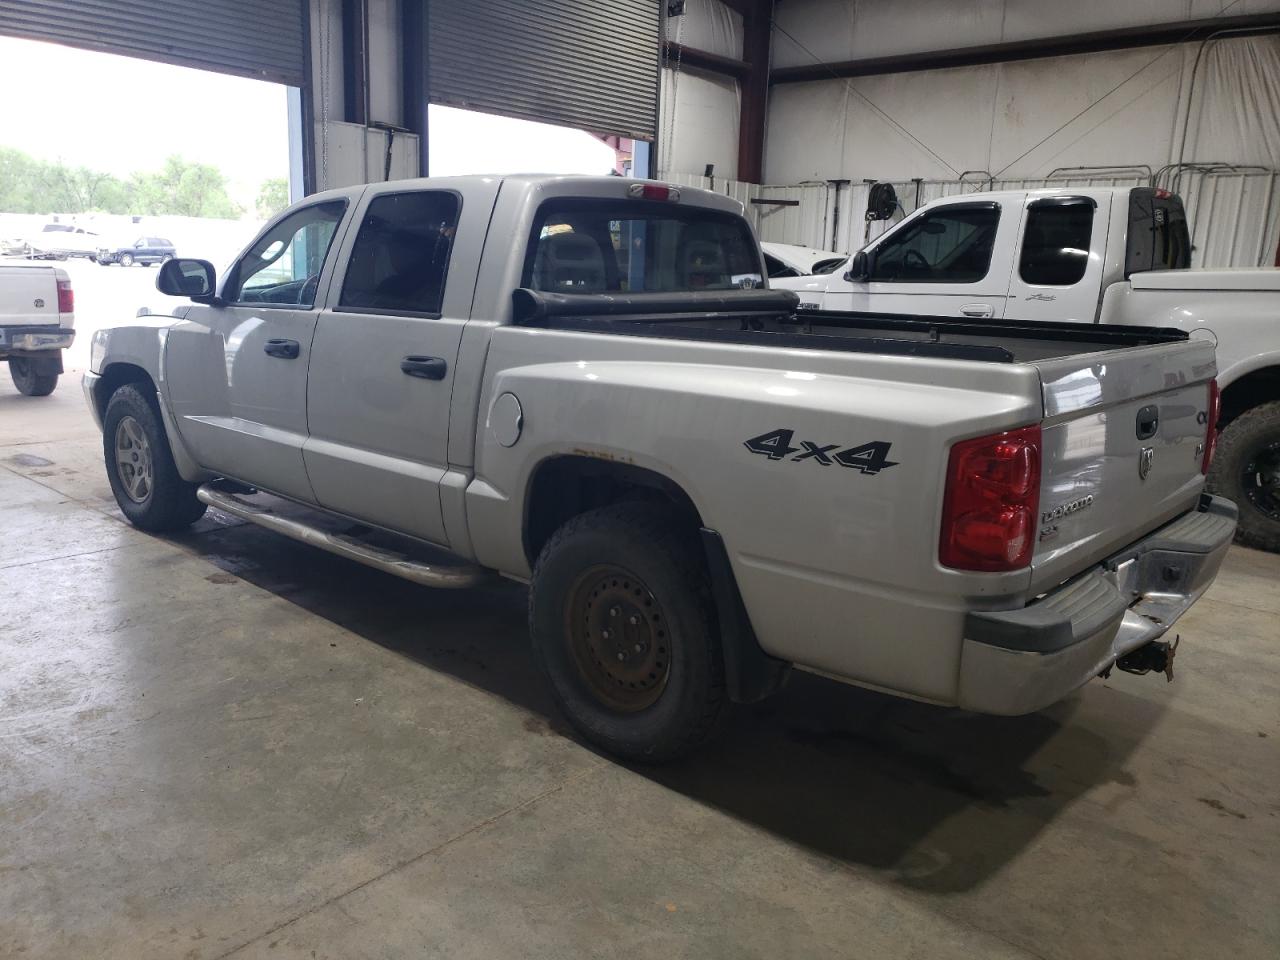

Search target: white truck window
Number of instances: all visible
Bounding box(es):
[340,191,460,315]
[1019,199,1094,286]
[526,199,762,293]
[869,202,1000,283]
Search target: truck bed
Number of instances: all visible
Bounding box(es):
[511,288,1188,365]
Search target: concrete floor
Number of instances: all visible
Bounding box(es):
[2,372,1277,960]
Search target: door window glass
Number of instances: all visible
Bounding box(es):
[229,200,346,306]
[340,191,460,314]
[869,204,1000,283]
[764,253,799,278]
[1019,200,1094,286]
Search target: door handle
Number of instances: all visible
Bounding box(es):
[960,304,994,318]
[400,356,448,380]
[264,338,300,359]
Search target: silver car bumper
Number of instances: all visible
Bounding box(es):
[956,494,1237,716]
[82,370,103,430]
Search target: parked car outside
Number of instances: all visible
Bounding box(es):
[28,223,101,260]
[96,236,177,267]
[1,235,31,257]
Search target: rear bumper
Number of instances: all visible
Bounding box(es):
[956,494,1236,715]
[0,325,74,354]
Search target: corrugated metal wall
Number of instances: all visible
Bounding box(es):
[0,0,305,85]
[429,0,660,140]
[666,170,1280,269]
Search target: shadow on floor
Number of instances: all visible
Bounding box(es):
[171,516,1164,894]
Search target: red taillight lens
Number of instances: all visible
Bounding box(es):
[940,425,1042,572]
[56,278,74,313]
[1201,378,1220,475]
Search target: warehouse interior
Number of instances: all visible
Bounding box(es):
[1,2,1278,958]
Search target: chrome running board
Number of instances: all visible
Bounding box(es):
[196,484,488,590]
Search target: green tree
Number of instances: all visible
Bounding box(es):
[130,155,243,219]
[256,178,290,219]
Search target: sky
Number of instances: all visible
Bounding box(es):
[0,36,619,212]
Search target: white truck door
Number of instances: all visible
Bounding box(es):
[302,181,499,547]
[1004,194,1112,323]
[163,199,350,503]
[817,199,1016,318]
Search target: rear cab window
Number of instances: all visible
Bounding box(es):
[1126,188,1191,275]
[523,198,763,293]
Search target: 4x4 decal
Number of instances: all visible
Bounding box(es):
[744,428,898,475]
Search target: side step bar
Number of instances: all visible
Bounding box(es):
[196,484,489,590]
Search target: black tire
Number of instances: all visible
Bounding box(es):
[119,252,134,267]
[529,502,729,762]
[1208,401,1280,552]
[103,384,207,531]
[8,358,58,396]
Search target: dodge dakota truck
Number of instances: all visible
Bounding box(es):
[85,176,1234,760]
[773,187,1280,551]
[1,262,75,396]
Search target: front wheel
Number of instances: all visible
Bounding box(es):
[1207,400,1280,552]
[529,502,729,762]
[8,357,58,396]
[103,385,207,531]
[118,252,134,267]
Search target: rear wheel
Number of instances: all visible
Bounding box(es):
[1208,400,1280,552]
[103,385,207,531]
[119,252,134,267]
[529,502,729,761]
[8,357,58,396]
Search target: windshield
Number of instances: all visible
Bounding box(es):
[524,198,763,293]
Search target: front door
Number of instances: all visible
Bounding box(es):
[821,200,1015,319]
[164,198,352,502]
[303,181,498,546]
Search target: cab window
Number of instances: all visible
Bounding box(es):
[525,198,762,293]
[228,200,346,306]
[1019,199,1094,286]
[869,203,1000,283]
[340,191,460,315]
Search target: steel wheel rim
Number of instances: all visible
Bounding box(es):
[565,564,671,713]
[114,416,153,504]
[1242,440,1280,522]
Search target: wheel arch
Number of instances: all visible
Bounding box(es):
[92,362,156,423]
[1220,365,1280,428]
[522,454,788,703]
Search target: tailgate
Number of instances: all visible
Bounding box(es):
[0,266,59,327]
[1029,338,1216,593]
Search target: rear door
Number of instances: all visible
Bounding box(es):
[1005,194,1111,322]
[163,197,351,502]
[303,180,499,547]
[819,199,1017,318]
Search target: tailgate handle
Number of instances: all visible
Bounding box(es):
[1136,405,1160,440]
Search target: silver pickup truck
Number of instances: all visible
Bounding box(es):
[85,175,1235,760]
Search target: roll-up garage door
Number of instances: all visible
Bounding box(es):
[428,0,659,141]
[0,0,305,86]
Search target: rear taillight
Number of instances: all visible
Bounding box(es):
[1201,379,1220,475]
[940,425,1042,572]
[56,278,74,313]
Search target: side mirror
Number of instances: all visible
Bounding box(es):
[844,250,872,283]
[158,258,219,303]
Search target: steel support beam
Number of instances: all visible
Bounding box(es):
[401,0,428,177]
[663,40,749,79]
[738,0,772,183]
[771,11,1280,84]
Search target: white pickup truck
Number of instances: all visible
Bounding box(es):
[773,187,1280,551]
[0,263,75,396]
[85,176,1233,760]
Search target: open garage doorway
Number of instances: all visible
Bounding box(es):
[0,35,295,376]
